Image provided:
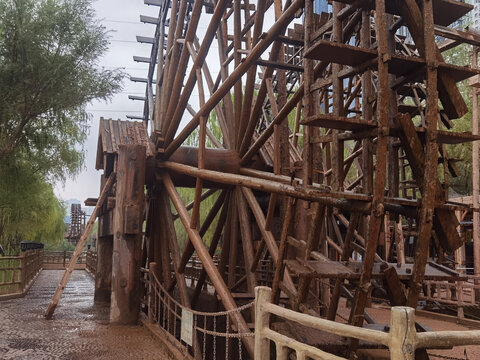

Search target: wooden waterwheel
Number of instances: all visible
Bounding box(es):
[92,0,480,358]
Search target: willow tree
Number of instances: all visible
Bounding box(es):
[0,0,123,176]
[0,0,123,250]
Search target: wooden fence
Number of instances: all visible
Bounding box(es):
[0,249,43,297]
[421,276,480,308]
[254,286,480,360]
[43,250,87,270]
[85,250,97,276]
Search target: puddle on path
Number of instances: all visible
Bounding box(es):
[0,270,171,359]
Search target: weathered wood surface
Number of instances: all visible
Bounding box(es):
[45,173,116,319]
[90,0,480,356]
[110,145,145,324]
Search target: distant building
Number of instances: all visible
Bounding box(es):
[65,203,86,245]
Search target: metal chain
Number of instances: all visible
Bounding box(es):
[238,331,242,360]
[428,351,469,360]
[213,316,216,360]
[202,315,206,360]
[149,272,256,360]
[225,314,229,359]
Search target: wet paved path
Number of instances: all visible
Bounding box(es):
[0,270,171,359]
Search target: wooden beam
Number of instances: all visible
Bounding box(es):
[162,173,254,357]
[45,173,116,319]
[163,0,305,157]
[110,145,146,324]
[241,186,296,294]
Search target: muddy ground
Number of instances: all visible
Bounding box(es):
[0,270,172,359]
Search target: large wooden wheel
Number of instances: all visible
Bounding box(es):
[133,0,480,357]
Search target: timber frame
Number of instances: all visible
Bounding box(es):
[93,0,480,358]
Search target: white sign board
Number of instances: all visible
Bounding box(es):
[181,309,193,346]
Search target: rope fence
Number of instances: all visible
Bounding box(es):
[142,266,254,360]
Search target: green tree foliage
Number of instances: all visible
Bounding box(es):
[0,0,123,179]
[443,43,475,195]
[0,0,123,252]
[173,109,224,251]
[173,189,220,251]
[0,160,66,254]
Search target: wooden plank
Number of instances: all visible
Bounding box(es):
[45,173,116,319]
[302,115,377,131]
[304,40,376,66]
[434,24,480,48]
[405,0,439,315]
[286,260,464,281]
[393,0,467,119]
[334,0,472,27]
[255,58,304,72]
[382,266,407,306]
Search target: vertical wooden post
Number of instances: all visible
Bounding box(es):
[110,144,146,324]
[472,48,480,303]
[19,252,26,293]
[95,235,113,302]
[350,0,390,330]
[149,262,158,323]
[254,286,271,359]
[406,0,439,309]
[45,173,116,319]
[95,174,114,303]
[389,307,416,360]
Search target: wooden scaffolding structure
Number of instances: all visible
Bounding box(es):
[91,0,480,358]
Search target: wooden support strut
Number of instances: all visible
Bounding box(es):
[163,0,305,157]
[161,172,255,357]
[45,173,116,319]
[350,0,390,336]
[406,0,439,310]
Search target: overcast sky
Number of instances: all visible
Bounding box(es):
[54,0,159,203]
[54,0,286,206]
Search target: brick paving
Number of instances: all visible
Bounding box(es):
[0,270,172,360]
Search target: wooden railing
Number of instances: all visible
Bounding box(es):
[421,276,480,307]
[0,249,43,297]
[86,250,97,276]
[43,250,87,269]
[254,286,480,360]
[141,265,254,360]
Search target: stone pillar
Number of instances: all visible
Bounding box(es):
[110,144,146,324]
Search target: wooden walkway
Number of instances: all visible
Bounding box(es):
[0,270,171,359]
